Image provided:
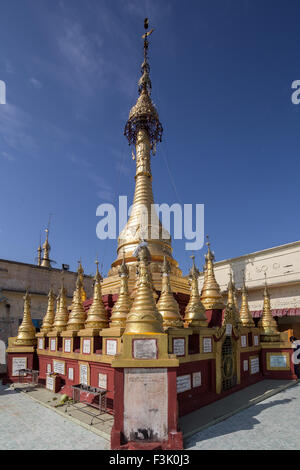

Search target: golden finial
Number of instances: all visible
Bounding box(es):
[125,244,164,334]
[51,277,69,332]
[41,227,51,268]
[37,232,42,266]
[15,290,36,346]
[223,270,241,327]
[184,256,207,328]
[239,272,255,327]
[258,273,279,341]
[85,258,108,330]
[40,287,56,332]
[200,237,225,310]
[157,256,183,328]
[66,266,87,331]
[110,254,132,328]
[77,259,87,302]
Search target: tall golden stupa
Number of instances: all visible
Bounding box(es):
[102,20,189,296]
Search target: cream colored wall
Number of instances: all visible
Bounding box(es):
[0,260,93,347]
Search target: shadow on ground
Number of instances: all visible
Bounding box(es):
[185,392,294,448]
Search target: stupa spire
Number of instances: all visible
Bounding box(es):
[157,256,183,328]
[40,287,56,332]
[51,278,69,332]
[85,258,108,329]
[77,259,87,302]
[200,237,225,310]
[258,273,279,341]
[184,256,207,327]
[66,263,87,331]
[15,290,36,345]
[41,228,51,268]
[224,271,241,327]
[239,274,255,327]
[110,253,132,328]
[124,244,164,334]
[110,19,178,278]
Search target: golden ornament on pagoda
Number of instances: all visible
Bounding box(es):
[110,254,132,328]
[85,259,108,330]
[200,238,225,310]
[15,290,36,346]
[184,256,207,327]
[66,264,87,331]
[40,287,56,332]
[258,273,280,342]
[156,256,183,328]
[124,244,164,334]
[239,275,255,327]
[51,281,69,333]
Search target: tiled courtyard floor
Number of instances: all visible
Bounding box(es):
[185,382,300,450]
[1,380,300,450]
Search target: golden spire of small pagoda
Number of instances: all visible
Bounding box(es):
[258,273,280,341]
[85,258,108,330]
[223,271,241,327]
[184,255,207,327]
[15,290,36,346]
[40,287,56,332]
[78,260,87,302]
[110,253,132,328]
[41,228,51,268]
[157,256,183,328]
[66,263,87,331]
[239,274,255,327]
[51,279,69,332]
[125,244,164,334]
[200,237,225,310]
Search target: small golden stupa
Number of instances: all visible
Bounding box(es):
[223,272,241,327]
[200,238,225,310]
[66,264,87,331]
[239,276,255,327]
[184,256,207,328]
[156,256,183,329]
[85,259,108,330]
[15,290,36,346]
[51,281,69,332]
[124,245,164,334]
[110,254,132,328]
[258,274,280,342]
[40,288,56,332]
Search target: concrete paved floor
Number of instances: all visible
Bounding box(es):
[0,382,108,450]
[186,382,300,450]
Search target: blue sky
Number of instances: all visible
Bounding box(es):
[1,0,300,277]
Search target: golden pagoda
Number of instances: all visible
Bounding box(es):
[157,256,183,329]
[124,244,164,334]
[84,259,108,330]
[200,238,225,310]
[41,228,51,268]
[184,256,207,327]
[258,274,280,342]
[223,272,241,327]
[66,264,87,331]
[110,254,132,328]
[51,281,69,333]
[15,290,36,346]
[101,21,189,297]
[40,288,56,332]
[239,276,255,327]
